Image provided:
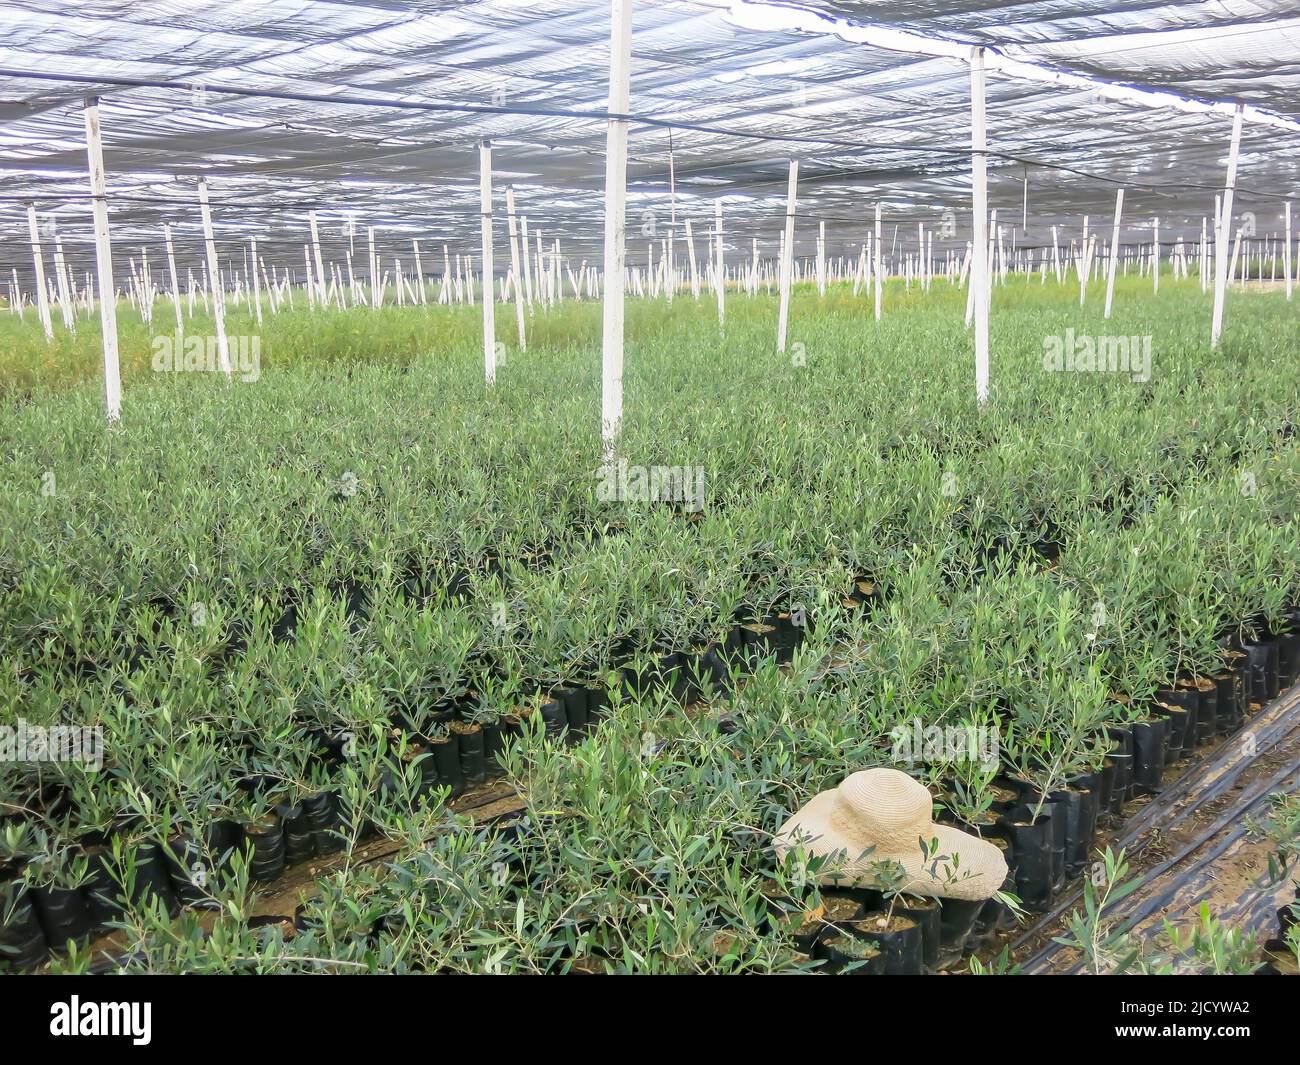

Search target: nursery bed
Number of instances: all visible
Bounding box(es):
[2,279,1298,974]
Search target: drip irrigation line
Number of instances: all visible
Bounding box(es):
[1015,685,1300,973]
[0,66,1294,208]
[1050,760,1300,975]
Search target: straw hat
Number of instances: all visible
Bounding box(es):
[773,768,1008,901]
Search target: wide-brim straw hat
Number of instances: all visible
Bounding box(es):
[773,768,1009,901]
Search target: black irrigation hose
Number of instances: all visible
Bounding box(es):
[1011,687,1300,954]
[1050,764,1300,975]
[1015,685,1300,972]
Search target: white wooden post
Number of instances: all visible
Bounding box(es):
[83,100,121,420]
[714,198,725,331]
[26,204,53,341]
[505,186,526,351]
[250,237,263,326]
[1285,202,1293,302]
[368,227,380,309]
[51,225,75,332]
[684,218,699,298]
[480,140,497,383]
[776,159,798,353]
[309,210,327,304]
[1211,105,1244,348]
[600,0,632,449]
[197,177,232,377]
[873,203,883,320]
[413,239,426,304]
[1152,217,1160,295]
[1104,189,1124,320]
[164,223,183,337]
[969,48,989,405]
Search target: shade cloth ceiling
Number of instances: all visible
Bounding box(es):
[0,0,1293,282]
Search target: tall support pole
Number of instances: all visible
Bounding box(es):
[969,47,990,405]
[250,237,263,326]
[83,99,121,420]
[520,217,534,309]
[1201,217,1209,292]
[1152,217,1160,295]
[1104,189,1124,320]
[1212,105,1244,348]
[505,186,526,351]
[873,203,883,320]
[197,177,232,378]
[26,204,53,341]
[713,198,725,331]
[51,225,75,332]
[413,239,426,304]
[164,222,183,337]
[776,159,798,353]
[1285,202,1293,302]
[308,210,327,304]
[480,139,497,383]
[368,227,380,309]
[684,218,699,298]
[600,0,632,450]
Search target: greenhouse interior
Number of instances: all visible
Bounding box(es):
[1,0,1298,995]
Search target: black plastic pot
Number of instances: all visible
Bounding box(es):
[429,734,465,798]
[1106,725,1136,803]
[1278,622,1300,689]
[537,696,568,741]
[243,817,286,883]
[1224,651,1252,719]
[1015,798,1065,893]
[1212,673,1242,733]
[1131,718,1167,795]
[480,722,504,775]
[455,724,487,787]
[892,898,942,973]
[1180,680,1217,746]
[303,791,342,855]
[1153,690,1197,756]
[279,804,317,865]
[847,913,923,975]
[1062,779,1101,876]
[974,848,1018,940]
[768,612,803,665]
[82,848,126,931]
[584,686,610,727]
[936,897,984,967]
[814,930,886,973]
[164,833,214,908]
[1095,758,1117,820]
[741,622,778,664]
[556,687,589,737]
[998,812,1054,910]
[127,843,180,916]
[0,883,48,971]
[1242,640,1277,705]
[30,884,93,951]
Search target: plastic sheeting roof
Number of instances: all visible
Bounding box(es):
[0,0,1295,283]
[798,1,1300,120]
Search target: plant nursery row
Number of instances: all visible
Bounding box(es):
[2,276,1298,972]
